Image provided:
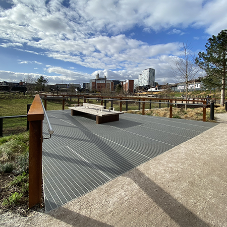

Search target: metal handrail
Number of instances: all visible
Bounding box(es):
[40,98,54,137]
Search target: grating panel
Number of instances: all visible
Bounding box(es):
[42,110,216,212]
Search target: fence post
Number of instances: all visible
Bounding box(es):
[138,99,140,110]
[126,100,128,111]
[101,97,103,106]
[142,99,145,115]
[62,95,65,110]
[27,94,44,209]
[159,100,161,108]
[111,100,113,109]
[44,95,47,110]
[27,104,31,131]
[78,96,80,106]
[210,101,214,120]
[0,118,3,137]
[225,101,227,112]
[120,98,122,112]
[169,100,172,118]
[203,102,206,122]
[150,99,151,109]
[104,100,107,109]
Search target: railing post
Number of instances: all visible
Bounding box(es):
[0,118,3,137]
[27,104,31,131]
[138,99,140,110]
[120,98,122,112]
[27,94,44,209]
[104,100,107,109]
[150,99,151,109]
[126,100,128,111]
[62,95,65,110]
[210,101,214,120]
[101,97,103,106]
[225,101,227,112]
[142,99,145,115]
[111,100,113,109]
[169,100,172,118]
[44,95,47,110]
[203,102,206,122]
[78,96,80,106]
[159,100,161,108]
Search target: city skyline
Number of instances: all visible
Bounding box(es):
[0,0,226,85]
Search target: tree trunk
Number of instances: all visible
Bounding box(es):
[221,75,225,106]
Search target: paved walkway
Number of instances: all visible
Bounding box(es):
[3,112,227,226]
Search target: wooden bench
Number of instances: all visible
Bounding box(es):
[69,103,123,124]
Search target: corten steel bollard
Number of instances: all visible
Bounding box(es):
[27,94,44,209]
[210,101,214,120]
[120,98,122,112]
[142,99,145,115]
[169,100,173,118]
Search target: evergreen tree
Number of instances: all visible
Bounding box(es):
[196,30,227,105]
[35,76,48,92]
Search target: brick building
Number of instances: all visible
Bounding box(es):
[90,74,114,92]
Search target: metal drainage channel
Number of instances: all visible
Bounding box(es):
[42,110,216,212]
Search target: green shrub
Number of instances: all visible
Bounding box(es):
[11,172,28,186]
[2,192,23,206]
[0,162,14,173]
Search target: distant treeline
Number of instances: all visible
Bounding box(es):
[0,85,27,92]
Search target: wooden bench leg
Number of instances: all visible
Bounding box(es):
[96,114,119,124]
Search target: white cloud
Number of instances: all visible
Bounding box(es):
[0,0,225,84]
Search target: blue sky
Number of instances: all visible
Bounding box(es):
[0,0,226,85]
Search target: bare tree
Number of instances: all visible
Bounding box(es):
[25,75,36,95]
[172,43,200,101]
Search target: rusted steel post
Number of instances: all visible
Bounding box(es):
[126,100,128,111]
[44,95,47,110]
[62,95,65,110]
[203,101,206,122]
[27,104,31,131]
[120,98,122,112]
[142,99,145,115]
[101,97,103,106]
[169,100,172,118]
[27,94,44,209]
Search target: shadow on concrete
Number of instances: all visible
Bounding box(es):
[125,169,210,227]
[48,206,113,227]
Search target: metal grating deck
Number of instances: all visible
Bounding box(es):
[42,110,216,212]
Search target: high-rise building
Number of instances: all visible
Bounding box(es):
[138,68,155,87]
